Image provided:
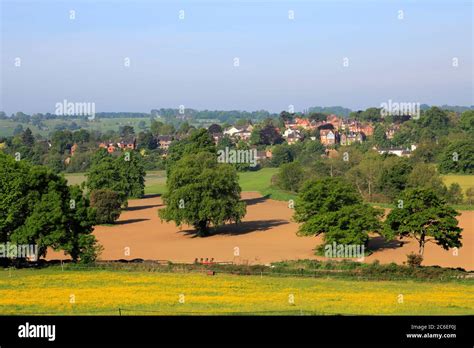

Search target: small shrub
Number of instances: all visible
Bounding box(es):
[79,241,104,264]
[406,252,423,267]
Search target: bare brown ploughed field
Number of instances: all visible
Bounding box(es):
[49,192,474,270]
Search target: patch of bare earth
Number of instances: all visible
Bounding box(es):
[48,192,474,270]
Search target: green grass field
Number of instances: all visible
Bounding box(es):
[1,268,472,315]
[144,170,167,195]
[64,169,474,209]
[238,168,278,191]
[64,168,281,197]
[0,118,152,137]
[442,174,474,196]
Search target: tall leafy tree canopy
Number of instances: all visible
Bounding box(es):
[166,128,216,175]
[438,139,474,174]
[384,188,462,255]
[86,149,146,201]
[294,177,382,249]
[159,151,246,236]
[0,152,98,261]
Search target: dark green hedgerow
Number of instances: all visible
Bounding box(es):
[19,258,472,282]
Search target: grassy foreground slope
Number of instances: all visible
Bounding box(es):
[1,268,473,315]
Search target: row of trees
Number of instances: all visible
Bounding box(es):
[0,125,174,173]
[294,177,462,257]
[274,147,470,205]
[0,137,148,263]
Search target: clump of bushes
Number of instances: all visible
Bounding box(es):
[406,252,423,267]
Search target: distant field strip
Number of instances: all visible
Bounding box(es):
[65,169,280,196]
[65,170,474,209]
[1,269,473,315]
[442,175,474,196]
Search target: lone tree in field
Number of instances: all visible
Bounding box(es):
[384,188,462,256]
[159,151,246,237]
[294,177,382,250]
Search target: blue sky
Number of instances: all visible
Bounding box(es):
[1,0,472,114]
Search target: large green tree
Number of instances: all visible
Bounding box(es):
[274,162,305,192]
[459,110,474,132]
[438,139,474,174]
[86,149,146,202]
[294,177,382,248]
[345,152,383,201]
[86,151,125,200]
[270,144,294,167]
[384,188,462,255]
[159,152,246,236]
[116,151,146,198]
[0,152,99,262]
[377,156,412,200]
[407,163,447,198]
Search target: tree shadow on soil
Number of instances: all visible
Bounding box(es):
[114,218,150,225]
[143,193,162,199]
[242,195,270,206]
[368,236,405,252]
[179,219,289,238]
[125,204,161,212]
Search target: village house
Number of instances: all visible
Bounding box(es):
[359,124,374,136]
[326,114,343,129]
[98,137,136,153]
[377,145,416,157]
[340,132,365,146]
[223,125,253,141]
[211,132,223,144]
[284,117,320,131]
[341,120,374,136]
[385,124,401,139]
[117,138,136,150]
[156,135,174,151]
[282,128,303,144]
[294,117,312,130]
[286,132,302,145]
[320,129,338,146]
[255,149,273,162]
[98,142,116,153]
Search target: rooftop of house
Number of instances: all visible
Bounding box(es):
[286,133,302,139]
[157,135,173,142]
[317,123,335,130]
